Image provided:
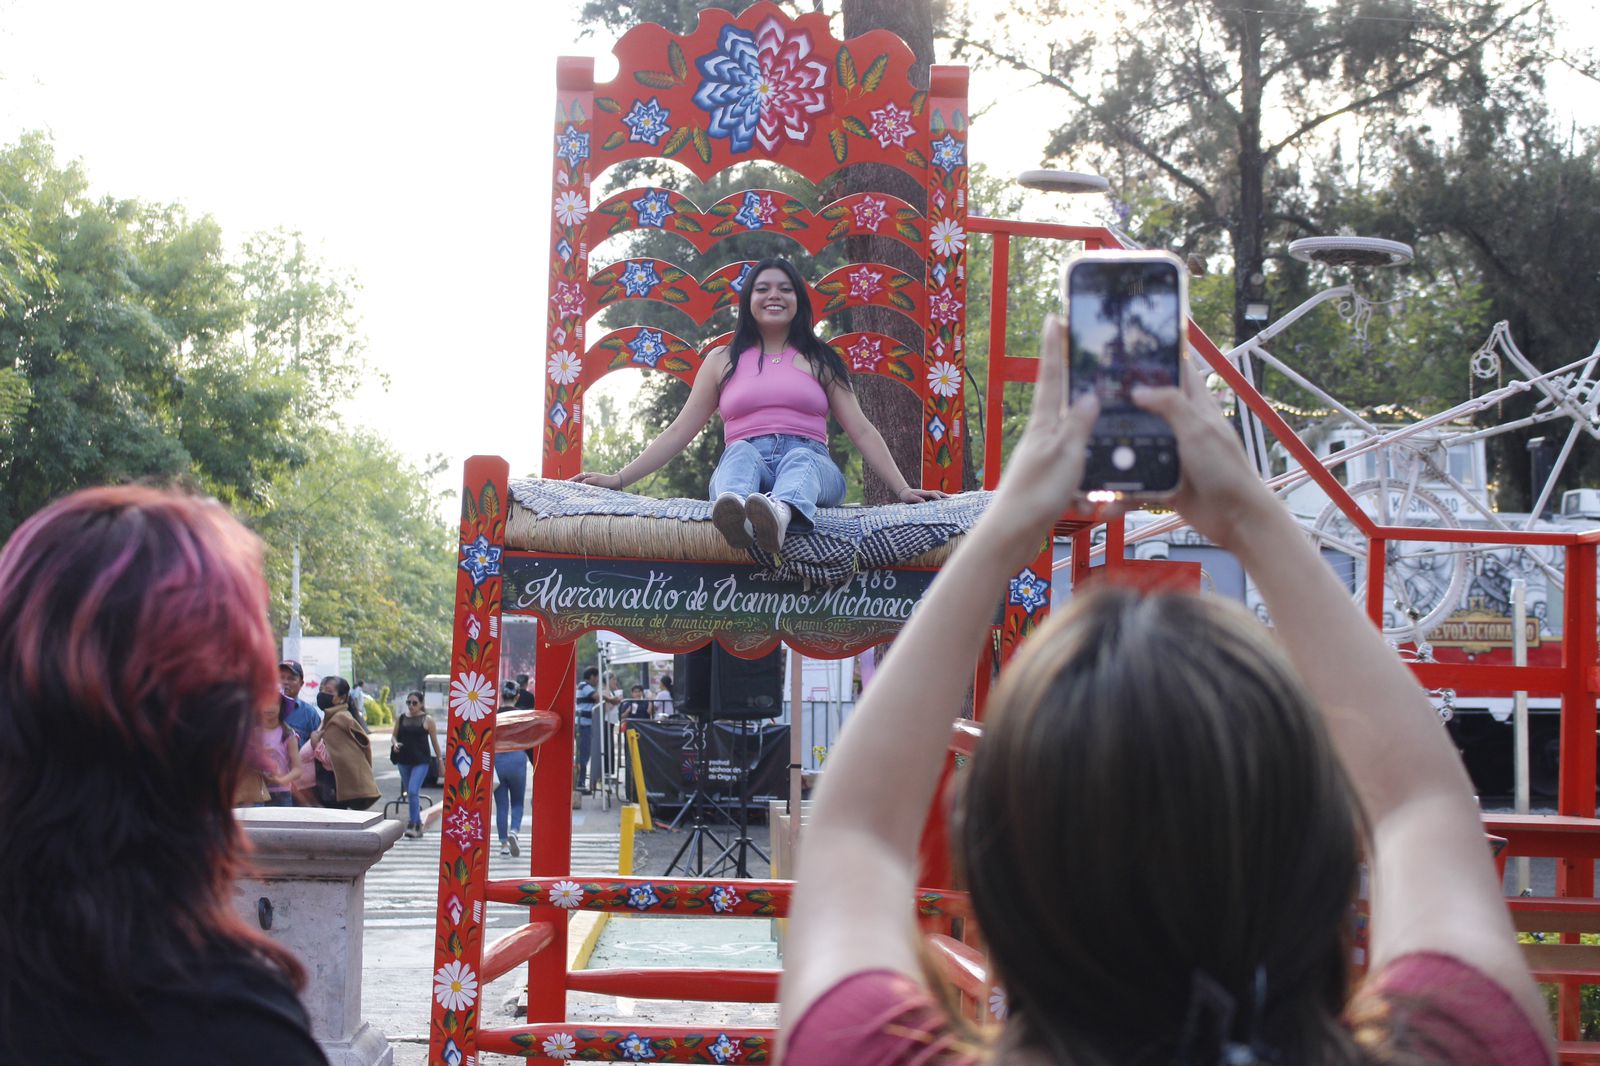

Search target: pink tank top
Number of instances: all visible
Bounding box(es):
[719,346,830,444]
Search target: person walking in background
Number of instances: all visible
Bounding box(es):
[574,666,600,807]
[391,689,440,838]
[514,673,537,710]
[654,674,675,719]
[255,696,302,807]
[495,681,529,857]
[0,486,326,1064]
[310,676,379,811]
[597,671,623,795]
[277,659,321,745]
[349,679,367,720]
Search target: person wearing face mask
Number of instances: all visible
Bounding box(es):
[308,675,379,811]
[571,256,947,555]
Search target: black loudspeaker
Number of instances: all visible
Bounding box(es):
[673,647,716,716]
[672,645,784,720]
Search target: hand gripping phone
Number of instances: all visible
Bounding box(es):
[1062,250,1187,498]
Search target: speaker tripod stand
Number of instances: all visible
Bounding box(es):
[701,716,770,880]
[662,710,739,877]
[662,657,775,879]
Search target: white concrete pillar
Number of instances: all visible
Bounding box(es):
[234,807,405,1066]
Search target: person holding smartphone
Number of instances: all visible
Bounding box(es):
[778,316,1550,1064]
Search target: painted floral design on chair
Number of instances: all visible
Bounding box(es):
[692,17,830,154]
[931,132,965,172]
[850,195,888,232]
[846,267,884,302]
[631,189,673,229]
[555,124,590,166]
[845,336,883,372]
[868,101,913,148]
[731,191,777,230]
[627,330,669,368]
[622,97,672,145]
[1008,567,1049,613]
[620,261,663,298]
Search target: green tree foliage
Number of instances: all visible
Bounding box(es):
[947,0,1555,348]
[961,165,1060,484]
[1379,113,1600,504]
[252,433,456,691]
[0,134,357,533]
[0,132,454,687]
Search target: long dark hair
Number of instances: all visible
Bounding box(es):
[954,588,1386,1065]
[0,486,304,1048]
[721,257,851,394]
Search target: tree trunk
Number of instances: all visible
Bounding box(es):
[841,0,976,501]
[1233,5,1266,355]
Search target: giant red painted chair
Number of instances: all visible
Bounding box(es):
[425,6,1600,1063]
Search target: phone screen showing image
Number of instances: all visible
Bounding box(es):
[1067,257,1183,494]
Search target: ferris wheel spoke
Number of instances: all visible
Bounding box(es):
[1310,527,1371,559]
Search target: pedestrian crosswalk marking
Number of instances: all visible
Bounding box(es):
[365,832,622,930]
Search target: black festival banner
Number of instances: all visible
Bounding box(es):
[501,552,935,656]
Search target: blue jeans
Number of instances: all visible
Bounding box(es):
[400,762,429,825]
[708,434,847,531]
[494,751,527,841]
[574,714,593,789]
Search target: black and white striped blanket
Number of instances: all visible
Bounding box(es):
[507,478,991,587]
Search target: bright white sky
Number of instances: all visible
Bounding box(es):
[0,0,1594,497]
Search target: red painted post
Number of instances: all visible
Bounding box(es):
[1071,528,1092,590]
[921,65,971,494]
[1105,515,1125,572]
[428,455,510,1066]
[543,56,595,482]
[525,637,575,1024]
[1554,541,1598,1039]
[983,231,1010,491]
[1365,538,1386,628]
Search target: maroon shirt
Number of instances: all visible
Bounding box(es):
[783,953,1551,1065]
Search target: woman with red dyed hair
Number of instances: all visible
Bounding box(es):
[0,486,326,1065]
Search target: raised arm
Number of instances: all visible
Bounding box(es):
[780,317,1094,1027]
[1135,367,1549,1038]
[826,380,948,504]
[571,347,728,489]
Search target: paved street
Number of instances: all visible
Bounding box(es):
[360,744,778,1065]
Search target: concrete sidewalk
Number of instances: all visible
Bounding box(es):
[362,757,780,1065]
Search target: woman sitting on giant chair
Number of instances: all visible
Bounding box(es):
[573,257,946,553]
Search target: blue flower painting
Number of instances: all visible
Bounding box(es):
[622,97,672,145]
[692,18,829,154]
[555,124,590,167]
[620,261,662,298]
[627,329,668,368]
[458,534,502,586]
[931,133,965,172]
[631,189,672,229]
[1008,567,1049,614]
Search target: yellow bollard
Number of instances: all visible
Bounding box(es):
[626,726,653,831]
[620,804,636,876]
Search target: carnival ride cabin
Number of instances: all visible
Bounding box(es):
[426,6,1600,1062]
